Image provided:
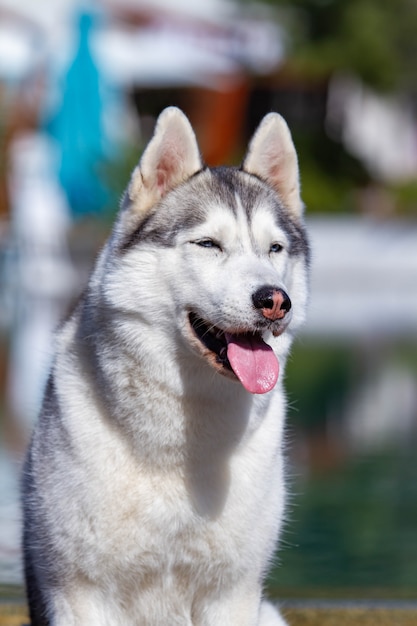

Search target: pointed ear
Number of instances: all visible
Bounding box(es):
[242,113,303,219]
[127,107,203,214]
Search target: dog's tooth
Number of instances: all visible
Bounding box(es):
[219,347,227,359]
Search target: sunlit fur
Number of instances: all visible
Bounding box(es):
[22,107,309,626]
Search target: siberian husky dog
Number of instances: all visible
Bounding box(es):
[22,107,309,626]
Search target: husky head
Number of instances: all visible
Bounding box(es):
[99,107,309,395]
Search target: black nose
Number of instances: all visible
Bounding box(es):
[252,286,291,321]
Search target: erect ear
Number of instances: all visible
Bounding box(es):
[127,107,203,215]
[242,113,303,219]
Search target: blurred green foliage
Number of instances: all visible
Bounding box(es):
[259,0,417,92]
[268,449,417,595]
[292,130,369,213]
[239,0,417,215]
[284,341,356,432]
[389,180,417,216]
[267,341,417,596]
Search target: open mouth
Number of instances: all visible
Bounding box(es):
[189,312,232,369]
[188,312,279,395]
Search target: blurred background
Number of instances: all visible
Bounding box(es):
[0,0,416,604]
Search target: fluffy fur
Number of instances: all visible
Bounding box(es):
[22,107,310,625]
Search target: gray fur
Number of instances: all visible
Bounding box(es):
[22,107,309,626]
[121,166,310,260]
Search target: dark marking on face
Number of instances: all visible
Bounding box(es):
[120,212,162,252]
[211,167,310,261]
[276,209,311,262]
[119,165,309,262]
[119,169,229,252]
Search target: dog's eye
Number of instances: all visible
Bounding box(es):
[195,239,221,250]
[270,242,284,253]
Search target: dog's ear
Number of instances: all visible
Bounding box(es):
[242,113,303,219]
[127,107,203,215]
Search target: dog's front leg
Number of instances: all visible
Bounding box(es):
[46,587,115,626]
[196,587,288,626]
[197,588,259,626]
[194,583,268,626]
[258,600,288,626]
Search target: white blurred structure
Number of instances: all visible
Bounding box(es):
[346,361,417,451]
[327,75,417,183]
[306,216,417,338]
[0,0,284,88]
[7,132,76,430]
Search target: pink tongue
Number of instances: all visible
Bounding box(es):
[225,333,279,394]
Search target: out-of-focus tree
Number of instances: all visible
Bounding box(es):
[254,0,417,92]
[238,0,417,214]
